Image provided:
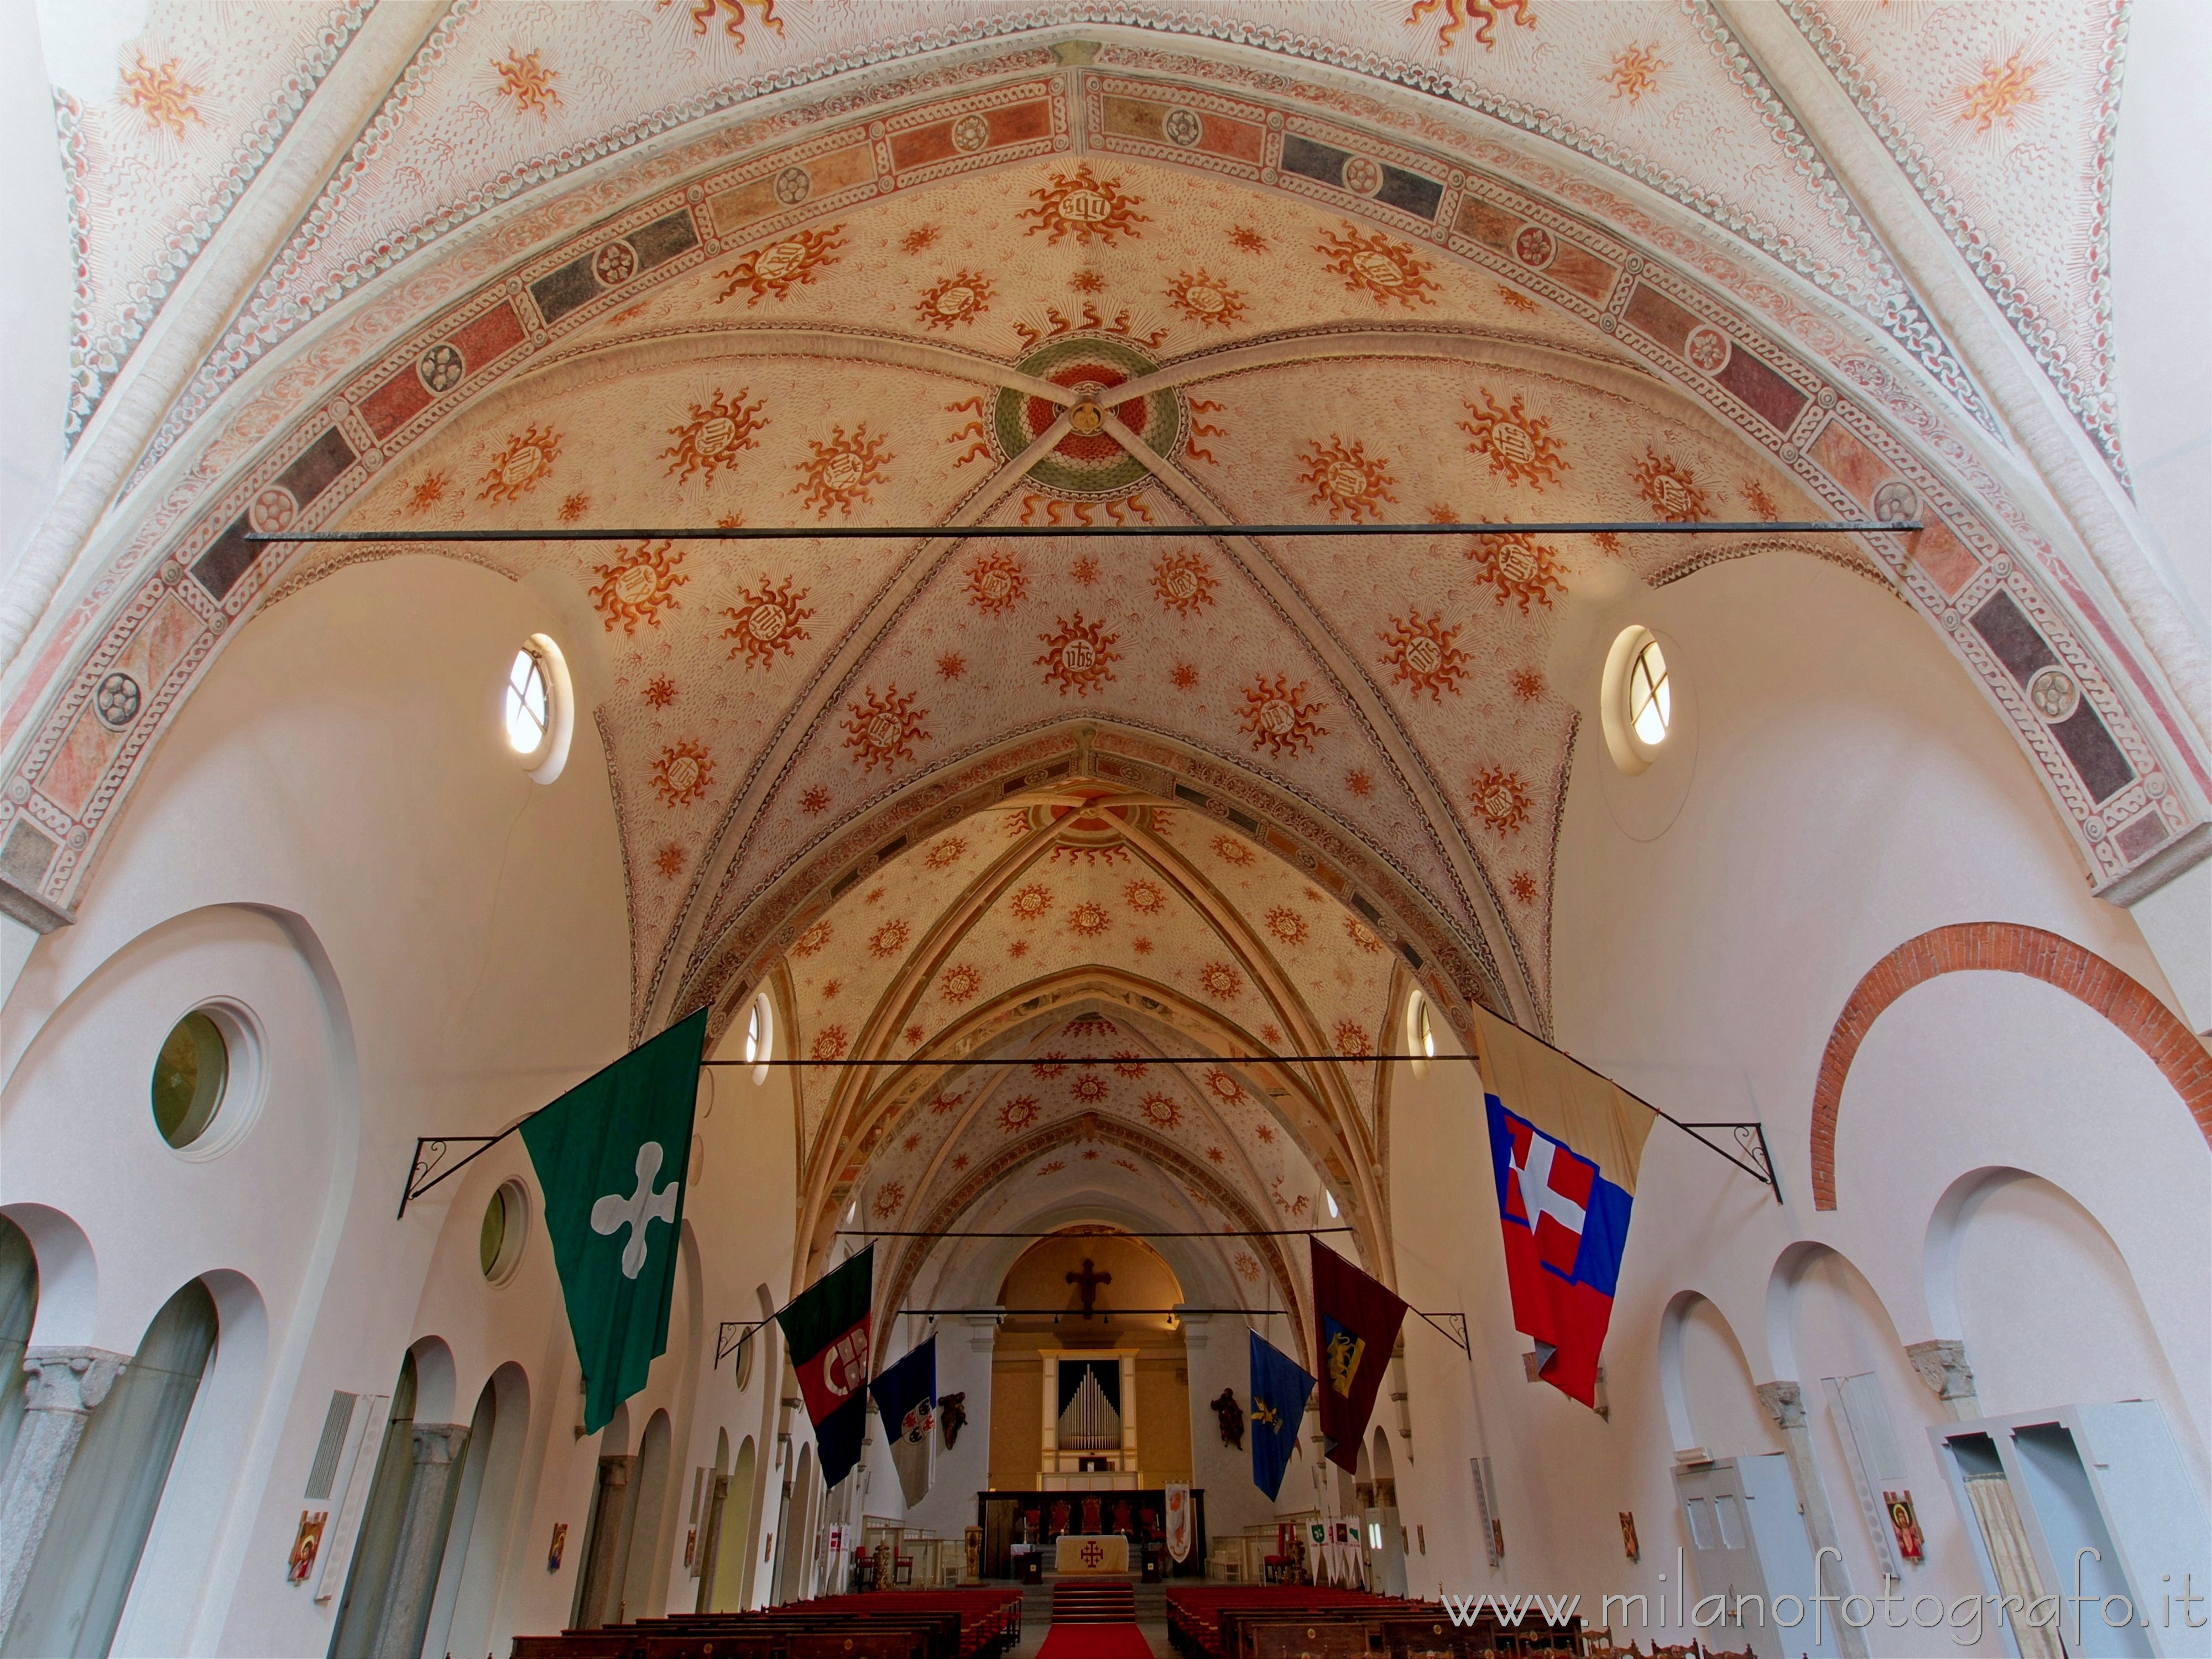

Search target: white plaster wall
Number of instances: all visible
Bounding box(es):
[1376,549,2210,1649]
[0,0,70,587]
[904,1317,995,1546]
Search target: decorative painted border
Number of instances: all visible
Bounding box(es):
[126,2,1996,490]
[54,2,376,444]
[1809,921,2212,1209]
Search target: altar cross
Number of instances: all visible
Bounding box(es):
[1067,1257,1112,1316]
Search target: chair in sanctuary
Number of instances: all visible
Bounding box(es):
[1081,1496,1102,1533]
[1263,1521,1299,1585]
[1049,1499,1071,1538]
[1112,1499,1132,1534]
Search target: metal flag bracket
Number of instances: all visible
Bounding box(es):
[1670,1120,1782,1204]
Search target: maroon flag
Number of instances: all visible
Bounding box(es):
[1311,1239,1407,1473]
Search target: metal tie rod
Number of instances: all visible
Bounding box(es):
[247,518,1918,544]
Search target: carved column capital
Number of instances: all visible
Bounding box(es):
[1906,1339,1979,1416]
[20,1347,130,1414]
[1755,1379,1806,1430]
[410,1422,471,1468]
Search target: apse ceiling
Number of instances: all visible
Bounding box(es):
[4,3,2201,1033]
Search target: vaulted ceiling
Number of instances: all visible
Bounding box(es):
[3,2,2201,1078]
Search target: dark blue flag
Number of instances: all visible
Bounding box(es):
[1249,1329,1316,1501]
[869,1335,936,1505]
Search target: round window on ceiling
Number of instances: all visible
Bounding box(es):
[745,992,774,1086]
[152,1010,227,1149]
[502,633,574,784]
[1601,625,1678,775]
[480,1180,529,1285]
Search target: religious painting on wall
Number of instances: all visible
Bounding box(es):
[286,1511,327,1585]
[1885,1490,1925,1562]
[1619,1510,1640,1562]
[547,1522,568,1572]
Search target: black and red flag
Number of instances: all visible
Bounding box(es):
[775,1245,873,1488]
[1310,1238,1407,1473]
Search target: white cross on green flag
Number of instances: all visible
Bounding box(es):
[521,1007,708,1434]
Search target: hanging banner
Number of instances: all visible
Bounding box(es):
[1164,1483,1193,1563]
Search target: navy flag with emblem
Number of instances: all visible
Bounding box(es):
[869,1335,936,1506]
[776,1245,874,1489]
[1311,1238,1407,1473]
[1248,1329,1315,1501]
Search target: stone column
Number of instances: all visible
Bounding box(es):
[368,1421,470,1659]
[1755,1379,1869,1659]
[577,1454,637,1627]
[1906,1340,1981,1421]
[0,1346,129,1634]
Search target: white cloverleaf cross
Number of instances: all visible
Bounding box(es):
[590,1141,679,1279]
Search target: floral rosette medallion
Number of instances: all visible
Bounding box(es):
[993,335,1187,500]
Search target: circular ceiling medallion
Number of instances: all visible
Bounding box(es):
[992,335,1186,500]
[248,484,298,535]
[593,241,638,285]
[774,166,812,206]
[1341,155,1383,196]
[1514,225,1556,269]
[1163,107,1202,148]
[416,342,465,394]
[1683,326,1729,374]
[2027,667,2080,724]
[951,113,991,153]
[1873,481,1918,523]
[94,671,142,731]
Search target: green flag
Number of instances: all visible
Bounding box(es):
[521,1008,708,1434]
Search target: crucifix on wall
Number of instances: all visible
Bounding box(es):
[1067,1258,1112,1317]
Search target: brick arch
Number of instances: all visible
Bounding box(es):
[1809,922,2212,1209]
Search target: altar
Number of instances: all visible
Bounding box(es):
[1055,1534,1129,1574]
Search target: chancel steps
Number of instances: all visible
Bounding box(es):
[1051,1578,1138,1624]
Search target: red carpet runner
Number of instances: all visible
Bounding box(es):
[1036,1625,1157,1659]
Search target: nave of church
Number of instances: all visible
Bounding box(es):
[0,3,2206,1656]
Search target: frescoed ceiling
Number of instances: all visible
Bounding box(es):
[776,790,1378,1338]
[3,4,2203,1051]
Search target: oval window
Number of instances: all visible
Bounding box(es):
[503,633,573,783]
[1628,637,1672,746]
[480,1180,529,1285]
[1600,625,1681,776]
[152,1011,227,1149]
[745,992,774,1086]
[504,646,549,757]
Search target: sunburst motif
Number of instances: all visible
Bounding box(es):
[800,786,831,815]
[937,652,966,681]
[1468,765,1533,836]
[1332,1020,1375,1059]
[1112,1052,1149,1078]
[1032,1055,1070,1079]
[930,1091,965,1115]
[1125,879,1166,915]
[1211,834,1253,867]
[1139,1092,1183,1129]
[1300,437,1396,522]
[924,836,967,870]
[658,0,783,47]
[643,676,677,709]
[1233,1250,1261,1282]
[1380,611,1470,701]
[1071,1074,1110,1104]
[1494,283,1540,314]
[1067,899,1111,937]
[1347,768,1374,797]
[559,492,591,523]
[1315,222,1438,308]
[722,576,813,668]
[492,48,561,117]
[121,54,204,138]
[478,424,561,503]
[1202,1067,1245,1105]
[1404,0,1537,50]
[1240,674,1329,758]
[1010,883,1054,923]
[1459,391,1569,489]
[842,684,930,771]
[941,963,985,1004]
[1741,479,1780,523]
[916,270,995,329]
[1632,450,1709,521]
[1958,49,2041,132]
[654,843,686,879]
[964,549,1028,613]
[1509,872,1540,904]
[1019,164,1149,246]
[873,1182,905,1220]
[868,919,910,958]
[1605,44,1668,107]
[792,920,831,956]
[794,423,892,518]
[1036,613,1121,697]
[1229,226,1269,253]
[997,1093,1041,1131]
[717,226,846,305]
[1467,529,1568,612]
[1170,663,1200,692]
[1345,915,1384,954]
[664,389,768,486]
[810,1025,848,1062]
[1196,961,1244,1001]
[651,740,714,807]
[1151,549,1217,617]
[590,541,687,633]
[1511,667,1547,702]
[901,225,940,253]
[1265,907,1310,946]
[1164,270,1247,327]
[406,471,450,515]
